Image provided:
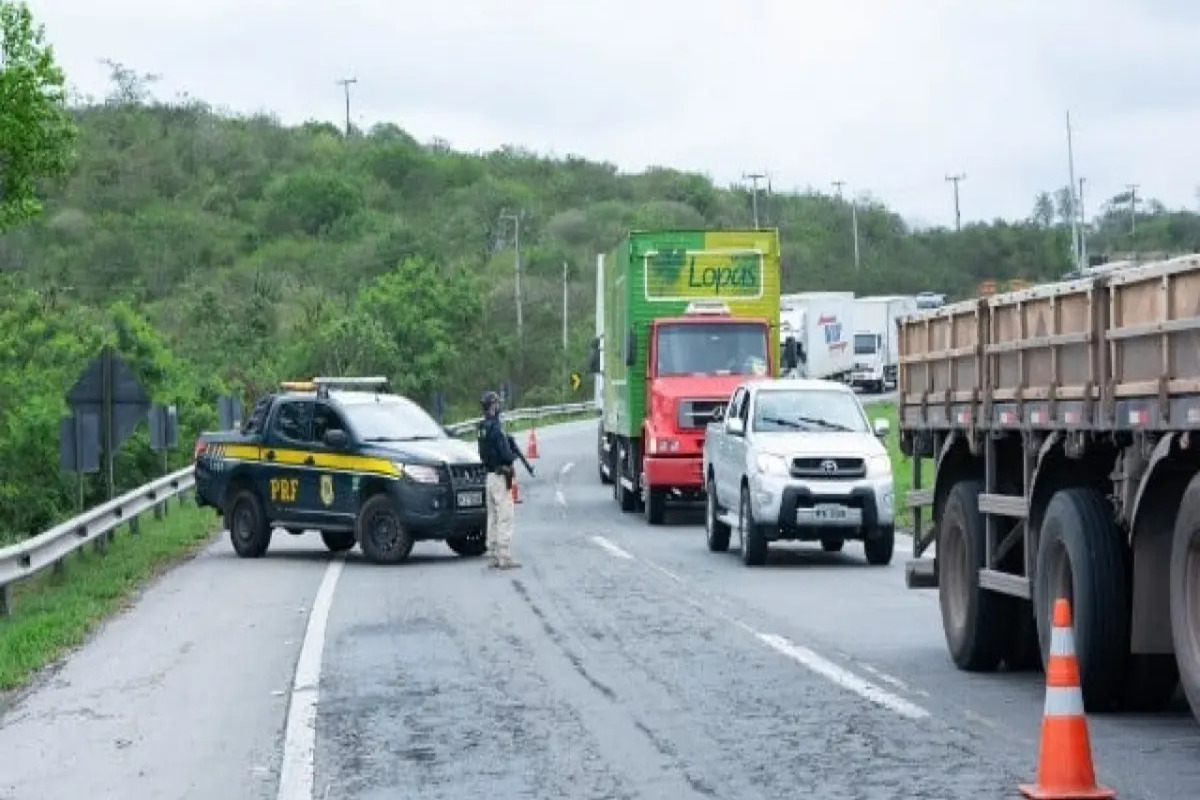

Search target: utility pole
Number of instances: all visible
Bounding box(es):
[562,261,569,354]
[336,77,357,136]
[831,180,860,270]
[1126,183,1139,234]
[1065,111,1080,271]
[945,173,966,231]
[1078,177,1088,268]
[743,172,766,228]
[498,210,524,343]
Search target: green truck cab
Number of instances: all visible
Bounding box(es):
[192,377,489,564]
[588,228,797,525]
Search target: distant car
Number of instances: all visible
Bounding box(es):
[193,376,488,564]
[701,377,894,566]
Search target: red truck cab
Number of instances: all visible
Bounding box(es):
[638,301,797,523]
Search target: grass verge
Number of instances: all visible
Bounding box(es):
[0,498,217,692]
[865,401,933,530]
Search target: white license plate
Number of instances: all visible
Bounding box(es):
[457,491,483,507]
[808,504,849,521]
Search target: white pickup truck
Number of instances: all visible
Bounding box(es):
[701,378,895,566]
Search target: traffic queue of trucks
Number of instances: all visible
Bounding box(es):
[897,253,1200,726]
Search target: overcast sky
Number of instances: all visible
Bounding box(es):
[27,0,1200,227]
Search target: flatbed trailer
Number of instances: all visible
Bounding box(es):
[897,254,1200,722]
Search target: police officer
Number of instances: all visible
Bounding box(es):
[477,390,520,569]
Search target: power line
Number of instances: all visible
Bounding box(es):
[336,77,357,136]
[944,173,966,231]
[831,180,845,198]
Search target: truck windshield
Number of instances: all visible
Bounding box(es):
[342,398,447,441]
[656,322,768,377]
[854,334,877,355]
[752,389,868,433]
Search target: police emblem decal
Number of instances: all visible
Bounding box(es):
[320,474,334,506]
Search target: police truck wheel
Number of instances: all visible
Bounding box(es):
[938,480,1010,672]
[320,530,356,553]
[705,477,730,552]
[357,493,414,565]
[226,489,271,558]
[1034,487,1128,711]
[447,529,487,557]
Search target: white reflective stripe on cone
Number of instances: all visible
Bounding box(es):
[1050,626,1075,656]
[1043,685,1085,717]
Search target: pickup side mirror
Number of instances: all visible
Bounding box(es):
[624,328,637,367]
[726,417,745,436]
[324,428,349,448]
[872,418,890,439]
[783,336,799,370]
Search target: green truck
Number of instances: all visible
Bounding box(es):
[587,228,795,524]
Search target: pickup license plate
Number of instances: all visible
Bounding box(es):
[457,491,483,508]
[807,504,849,522]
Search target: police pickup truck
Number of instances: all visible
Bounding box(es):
[701,377,895,566]
[193,377,489,564]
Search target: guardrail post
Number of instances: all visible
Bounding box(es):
[0,584,11,617]
[129,515,140,536]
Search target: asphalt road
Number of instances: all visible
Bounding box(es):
[2,406,1197,799]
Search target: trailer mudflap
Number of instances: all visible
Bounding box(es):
[905,558,937,589]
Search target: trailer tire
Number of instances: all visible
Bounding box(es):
[598,426,612,485]
[1034,487,1129,712]
[615,442,637,513]
[1004,600,1042,672]
[938,480,1011,671]
[1170,472,1200,724]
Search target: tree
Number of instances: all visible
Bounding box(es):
[0,1,76,230]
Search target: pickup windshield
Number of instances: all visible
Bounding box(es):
[342,398,446,441]
[656,322,768,377]
[752,389,868,433]
[854,333,877,355]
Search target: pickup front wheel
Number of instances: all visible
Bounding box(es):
[705,477,730,552]
[357,493,414,565]
[739,485,768,566]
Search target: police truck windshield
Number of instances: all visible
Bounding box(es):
[342,398,446,441]
[655,322,768,377]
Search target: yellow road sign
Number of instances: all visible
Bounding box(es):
[570,371,582,391]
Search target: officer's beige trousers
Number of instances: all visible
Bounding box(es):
[485,472,515,561]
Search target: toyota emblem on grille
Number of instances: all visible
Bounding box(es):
[820,459,838,473]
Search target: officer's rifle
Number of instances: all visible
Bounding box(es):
[507,434,536,478]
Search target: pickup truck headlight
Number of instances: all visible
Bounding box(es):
[866,453,892,478]
[400,463,441,484]
[755,453,790,477]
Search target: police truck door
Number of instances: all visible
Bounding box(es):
[259,399,314,524]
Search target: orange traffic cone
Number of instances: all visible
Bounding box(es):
[526,426,539,459]
[1018,598,1115,799]
[511,476,522,504]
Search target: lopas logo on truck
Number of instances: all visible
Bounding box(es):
[819,314,848,351]
[643,248,764,301]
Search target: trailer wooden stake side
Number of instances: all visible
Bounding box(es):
[898,254,1200,722]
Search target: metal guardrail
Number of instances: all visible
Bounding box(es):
[0,401,598,615]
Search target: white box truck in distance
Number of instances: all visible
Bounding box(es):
[779,292,854,382]
[851,295,918,393]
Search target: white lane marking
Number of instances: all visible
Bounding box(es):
[591,535,634,560]
[755,633,931,720]
[276,556,346,800]
[860,663,914,692]
[587,537,931,721]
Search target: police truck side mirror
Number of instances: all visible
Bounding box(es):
[783,336,799,370]
[323,429,349,448]
[625,329,637,367]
